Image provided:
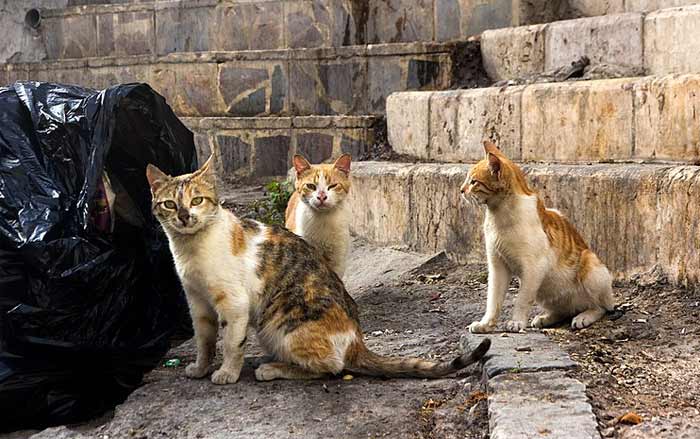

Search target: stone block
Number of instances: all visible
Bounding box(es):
[43,14,98,59]
[367,0,433,44]
[218,61,288,116]
[217,134,253,175]
[521,79,634,162]
[289,58,366,115]
[171,63,223,116]
[626,0,700,12]
[369,54,450,114]
[464,0,513,35]
[386,92,430,157]
[97,10,154,57]
[481,24,545,81]
[435,0,516,41]
[488,371,600,439]
[295,132,335,163]
[545,13,643,71]
[461,333,576,378]
[254,135,292,176]
[454,86,523,161]
[566,0,625,16]
[340,132,369,158]
[634,75,700,162]
[155,5,212,55]
[285,0,357,48]
[215,2,284,51]
[644,5,700,74]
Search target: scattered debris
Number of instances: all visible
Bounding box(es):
[163,359,181,368]
[515,346,532,352]
[342,375,354,381]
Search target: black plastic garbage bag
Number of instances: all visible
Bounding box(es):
[0,81,196,432]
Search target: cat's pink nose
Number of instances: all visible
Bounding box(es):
[317,192,327,202]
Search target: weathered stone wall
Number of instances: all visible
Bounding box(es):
[20,0,567,62]
[2,43,457,117]
[387,75,700,164]
[183,116,376,180]
[349,162,700,286]
[0,0,67,62]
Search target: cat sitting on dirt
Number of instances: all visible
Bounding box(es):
[461,141,614,333]
[146,157,491,384]
[285,154,352,279]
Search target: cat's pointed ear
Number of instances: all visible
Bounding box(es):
[146,164,169,192]
[483,140,500,156]
[193,155,215,183]
[487,153,501,177]
[293,154,311,175]
[333,154,351,174]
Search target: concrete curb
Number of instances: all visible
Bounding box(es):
[462,332,601,439]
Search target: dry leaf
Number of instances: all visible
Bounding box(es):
[619,412,643,425]
[342,374,353,381]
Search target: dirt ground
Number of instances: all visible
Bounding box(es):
[546,281,700,438]
[6,240,697,438]
[403,256,700,439]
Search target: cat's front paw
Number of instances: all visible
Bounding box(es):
[531,314,549,328]
[571,314,594,330]
[468,321,495,334]
[255,363,279,382]
[211,368,240,385]
[505,320,527,332]
[185,363,210,379]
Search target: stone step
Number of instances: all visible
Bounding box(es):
[482,4,700,81]
[347,161,700,286]
[568,0,700,16]
[387,74,700,164]
[1,42,468,117]
[21,0,563,62]
[183,115,378,179]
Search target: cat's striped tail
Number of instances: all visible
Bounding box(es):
[345,337,491,379]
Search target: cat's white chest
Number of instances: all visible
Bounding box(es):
[169,217,261,302]
[484,195,549,274]
[295,201,350,277]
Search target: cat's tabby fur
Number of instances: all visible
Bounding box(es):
[462,141,614,333]
[285,154,352,278]
[147,157,490,384]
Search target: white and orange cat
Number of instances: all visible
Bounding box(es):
[285,154,352,278]
[462,141,614,333]
[146,156,490,384]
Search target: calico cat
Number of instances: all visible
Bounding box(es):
[461,141,614,333]
[285,154,352,278]
[146,157,490,384]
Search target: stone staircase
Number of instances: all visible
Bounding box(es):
[1,0,569,181]
[349,2,700,288]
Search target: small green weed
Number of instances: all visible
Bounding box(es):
[250,180,293,225]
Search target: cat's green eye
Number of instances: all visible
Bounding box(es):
[328,184,338,190]
[163,200,177,210]
[191,197,204,206]
[305,183,317,191]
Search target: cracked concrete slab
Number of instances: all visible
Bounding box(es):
[461,332,577,378]
[488,371,600,439]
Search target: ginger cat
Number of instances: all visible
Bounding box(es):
[462,141,614,333]
[285,154,352,278]
[146,157,490,384]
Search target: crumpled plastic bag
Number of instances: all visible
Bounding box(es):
[0,81,196,432]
